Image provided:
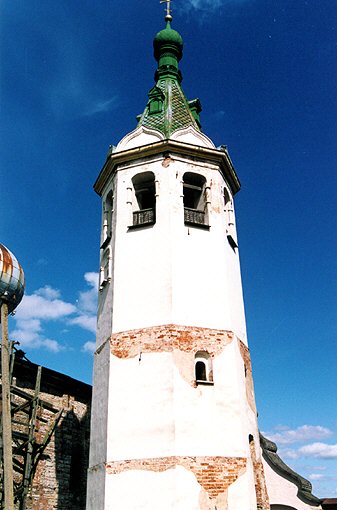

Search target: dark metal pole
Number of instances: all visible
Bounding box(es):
[1,301,14,510]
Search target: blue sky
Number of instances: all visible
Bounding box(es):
[1,0,336,498]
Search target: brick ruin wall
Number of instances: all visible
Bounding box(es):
[4,367,91,510]
[29,392,90,510]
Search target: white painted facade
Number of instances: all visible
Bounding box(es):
[86,120,265,509]
[86,22,322,509]
[97,144,246,342]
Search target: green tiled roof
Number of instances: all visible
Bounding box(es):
[137,20,202,139]
[137,78,201,138]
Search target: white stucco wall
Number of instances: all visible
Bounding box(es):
[87,142,260,509]
[98,153,247,341]
[228,470,257,510]
[105,341,253,461]
[105,467,206,510]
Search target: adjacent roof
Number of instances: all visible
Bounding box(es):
[11,353,92,403]
[260,433,322,506]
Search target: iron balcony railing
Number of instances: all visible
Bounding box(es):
[133,208,155,227]
[184,207,205,226]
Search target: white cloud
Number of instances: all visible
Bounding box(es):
[10,272,98,352]
[82,341,96,354]
[12,287,76,351]
[42,338,64,352]
[11,319,63,353]
[309,473,325,481]
[263,425,333,445]
[15,292,76,321]
[36,285,61,300]
[69,315,96,333]
[84,272,99,288]
[77,272,98,313]
[68,271,98,334]
[298,443,337,460]
[279,448,300,460]
[280,443,337,461]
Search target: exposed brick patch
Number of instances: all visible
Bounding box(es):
[238,340,251,372]
[110,324,234,359]
[253,460,270,510]
[238,340,257,414]
[105,456,246,499]
[249,437,270,510]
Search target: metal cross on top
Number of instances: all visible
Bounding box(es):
[160,0,172,20]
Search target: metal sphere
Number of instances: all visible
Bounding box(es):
[0,243,25,315]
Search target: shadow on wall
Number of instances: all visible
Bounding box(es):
[55,407,91,510]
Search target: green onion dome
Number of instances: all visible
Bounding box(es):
[153,21,183,63]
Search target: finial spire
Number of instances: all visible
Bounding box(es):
[160,0,173,22]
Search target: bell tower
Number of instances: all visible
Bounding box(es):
[86,11,269,510]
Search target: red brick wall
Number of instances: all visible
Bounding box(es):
[106,456,247,499]
[110,324,234,359]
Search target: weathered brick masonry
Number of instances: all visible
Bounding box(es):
[253,459,270,510]
[106,456,247,499]
[5,357,91,510]
[238,340,257,414]
[109,324,257,391]
[249,437,270,510]
[109,324,235,359]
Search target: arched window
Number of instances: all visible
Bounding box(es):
[183,172,208,227]
[148,86,164,115]
[131,172,156,227]
[101,189,113,249]
[195,361,207,381]
[99,246,112,291]
[195,351,213,385]
[224,187,237,249]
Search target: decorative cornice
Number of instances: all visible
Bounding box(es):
[170,125,215,148]
[116,125,165,152]
[260,433,321,506]
[94,139,240,196]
